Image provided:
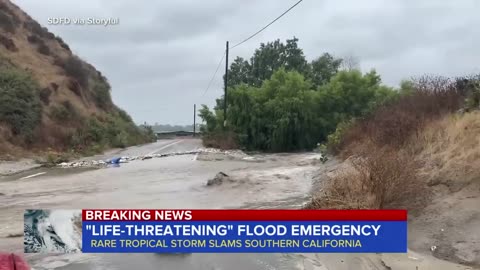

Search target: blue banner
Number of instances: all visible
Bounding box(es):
[82,221,407,253]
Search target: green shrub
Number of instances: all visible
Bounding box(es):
[200,69,395,152]
[44,31,55,40]
[117,108,133,122]
[50,101,78,122]
[466,90,480,110]
[93,78,112,109]
[27,35,41,44]
[84,117,105,143]
[112,130,129,148]
[55,36,70,51]
[63,56,88,88]
[0,55,14,70]
[0,34,17,52]
[464,79,480,110]
[138,124,157,143]
[67,78,82,97]
[68,111,156,152]
[44,151,70,166]
[37,43,50,55]
[23,20,43,37]
[325,119,355,154]
[0,69,42,140]
[0,10,15,33]
[39,87,52,105]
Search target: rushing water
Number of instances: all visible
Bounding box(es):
[0,139,326,270]
[0,140,465,270]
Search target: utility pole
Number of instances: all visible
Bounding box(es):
[223,41,229,128]
[193,104,196,137]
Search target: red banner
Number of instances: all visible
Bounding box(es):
[82,209,407,221]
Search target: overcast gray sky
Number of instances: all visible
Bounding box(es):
[13,0,480,125]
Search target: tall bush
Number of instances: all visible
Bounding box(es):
[200,69,395,152]
[0,69,41,140]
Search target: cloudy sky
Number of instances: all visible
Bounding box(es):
[13,0,480,125]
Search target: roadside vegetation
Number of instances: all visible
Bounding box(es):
[199,38,396,151]
[200,38,480,217]
[305,75,480,211]
[300,74,480,266]
[0,66,42,143]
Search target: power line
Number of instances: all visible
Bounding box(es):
[201,0,304,97]
[202,52,225,97]
[230,0,303,50]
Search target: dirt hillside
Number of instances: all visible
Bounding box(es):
[0,0,155,158]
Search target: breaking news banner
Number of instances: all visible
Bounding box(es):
[24,209,407,253]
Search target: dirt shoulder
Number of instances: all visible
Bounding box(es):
[310,159,480,269]
[409,180,480,266]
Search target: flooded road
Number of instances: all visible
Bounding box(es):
[0,139,322,270]
[1,139,468,270]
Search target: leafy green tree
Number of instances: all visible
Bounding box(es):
[226,38,342,91]
[200,39,395,152]
[227,57,251,88]
[224,69,315,151]
[198,104,219,133]
[226,37,308,88]
[307,53,343,86]
[283,37,308,75]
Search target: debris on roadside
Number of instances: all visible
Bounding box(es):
[107,157,122,164]
[54,149,255,169]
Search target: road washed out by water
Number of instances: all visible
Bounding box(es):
[0,139,470,270]
[0,139,321,269]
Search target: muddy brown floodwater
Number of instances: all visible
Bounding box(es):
[0,139,321,270]
[0,139,473,270]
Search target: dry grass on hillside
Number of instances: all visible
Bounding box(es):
[307,111,480,212]
[306,147,423,210]
[415,111,480,192]
[0,0,150,156]
[306,77,479,212]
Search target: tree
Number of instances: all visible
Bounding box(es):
[224,69,316,151]
[308,53,343,86]
[283,37,308,74]
[198,104,218,133]
[226,57,251,88]
[226,38,343,90]
[225,37,308,88]
[201,39,395,152]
